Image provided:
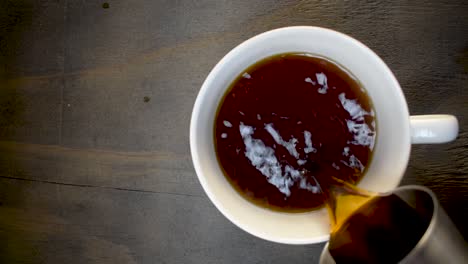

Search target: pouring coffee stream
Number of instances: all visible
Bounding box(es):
[325,177,377,233]
[300,169,378,233]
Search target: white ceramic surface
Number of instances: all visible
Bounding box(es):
[190,26,458,244]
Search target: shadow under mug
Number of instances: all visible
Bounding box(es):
[190,26,459,244]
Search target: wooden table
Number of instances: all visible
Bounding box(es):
[1,1,467,263]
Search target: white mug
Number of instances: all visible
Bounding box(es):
[190,26,458,244]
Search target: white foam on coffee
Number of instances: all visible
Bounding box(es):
[316,72,329,94]
[240,123,293,196]
[340,154,365,172]
[239,123,319,196]
[303,130,316,154]
[300,178,320,193]
[305,77,316,85]
[349,155,364,172]
[332,162,340,170]
[346,120,375,148]
[339,92,375,148]
[342,146,350,156]
[265,123,300,159]
[223,120,233,128]
[338,93,369,121]
[297,159,307,165]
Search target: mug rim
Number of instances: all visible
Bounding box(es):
[190,26,411,244]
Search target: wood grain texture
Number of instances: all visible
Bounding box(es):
[0,0,467,263]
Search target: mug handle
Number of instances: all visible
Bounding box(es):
[410,115,458,144]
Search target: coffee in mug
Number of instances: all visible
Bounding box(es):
[214,53,376,212]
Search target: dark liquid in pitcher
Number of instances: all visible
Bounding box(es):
[329,194,432,264]
[214,53,376,212]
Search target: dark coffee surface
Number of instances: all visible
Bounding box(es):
[329,194,432,264]
[215,53,376,211]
